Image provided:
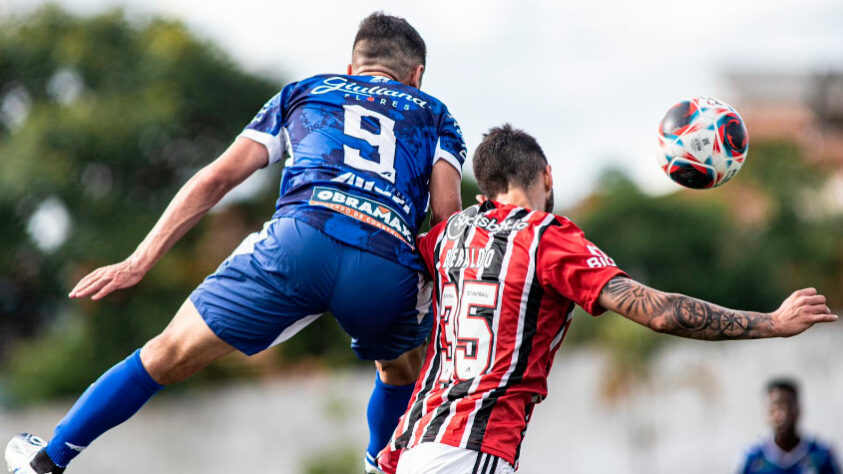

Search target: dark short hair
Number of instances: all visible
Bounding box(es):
[353,12,426,78]
[473,124,548,198]
[767,378,799,400]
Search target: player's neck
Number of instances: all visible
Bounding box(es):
[774,430,801,452]
[491,188,542,212]
[353,68,399,82]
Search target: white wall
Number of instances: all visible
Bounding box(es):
[2,324,841,473]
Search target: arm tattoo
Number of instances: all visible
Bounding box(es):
[602,276,669,316]
[601,276,774,340]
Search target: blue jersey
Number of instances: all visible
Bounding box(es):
[240,74,467,271]
[740,438,840,474]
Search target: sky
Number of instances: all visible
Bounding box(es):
[4,0,843,209]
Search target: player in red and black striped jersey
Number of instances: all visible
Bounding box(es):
[378,124,838,473]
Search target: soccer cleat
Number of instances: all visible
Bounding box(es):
[4,434,63,474]
[364,453,384,474]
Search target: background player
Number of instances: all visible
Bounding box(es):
[378,124,838,473]
[740,378,840,473]
[5,12,465,474]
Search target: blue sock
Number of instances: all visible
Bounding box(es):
[365,372,415,465]
[44,349,163,467]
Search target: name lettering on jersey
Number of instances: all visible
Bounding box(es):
[310,187,414,247]
[347,94,414,111]
[331,172,412,214]
[446,211,529,240]
[586,245,617,268]
[311,76,428,109]
[443,247,496,271]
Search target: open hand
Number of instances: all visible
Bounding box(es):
[69,258,147,300]
[772,288,838,337]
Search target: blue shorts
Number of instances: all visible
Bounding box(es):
[190,218,432,360]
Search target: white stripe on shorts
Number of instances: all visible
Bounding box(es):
[396,442,513,474]
[268,313,322,348]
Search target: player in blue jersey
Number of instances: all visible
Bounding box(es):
[739,379,840,474]
[5,12,465,474]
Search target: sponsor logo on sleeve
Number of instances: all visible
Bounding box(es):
[586,245,617,268]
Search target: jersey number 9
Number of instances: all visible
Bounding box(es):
[342,104,397,183]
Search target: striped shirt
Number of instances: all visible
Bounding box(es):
[379,200,625,471]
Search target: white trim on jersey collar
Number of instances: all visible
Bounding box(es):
[761,437,812,469]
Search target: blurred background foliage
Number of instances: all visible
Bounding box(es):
[0,5,282,402]
[0,6,840,406]
[566,141,843,397]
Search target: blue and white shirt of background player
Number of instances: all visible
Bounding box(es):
[239,74,466,272]
[740,437,840,474]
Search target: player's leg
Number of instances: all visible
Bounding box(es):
[364,345,425,472]
[14,299,234,473]
[6,305,229,474]
[327,249,433,472]
[8,218,331,473]
[139,299,236,385]
[376,343,425,386]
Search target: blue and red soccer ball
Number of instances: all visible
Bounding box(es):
[657,96,749,189]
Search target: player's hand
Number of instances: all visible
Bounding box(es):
[69,257,148,300]
[771,288,838,337]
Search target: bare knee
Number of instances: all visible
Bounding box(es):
[140,334,195,386]
[376,344,425,386]
[140,299,235,386]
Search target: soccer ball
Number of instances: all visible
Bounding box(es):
[656,96,749,189]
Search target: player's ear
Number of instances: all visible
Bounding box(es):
[408,64,424,89]
[347,64,354,75]
[544,165,553,191]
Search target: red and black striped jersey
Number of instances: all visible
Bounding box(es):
[379,201,626,471]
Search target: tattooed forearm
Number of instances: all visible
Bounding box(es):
[601,277,669,316]
[600,276,775,340]
[668,295,766,338]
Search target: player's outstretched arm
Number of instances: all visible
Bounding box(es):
[597,276,838,340]
[69,137,269,300]
[428,160,462,227]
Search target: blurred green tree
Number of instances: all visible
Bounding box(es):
[0,5,489,404]
[739,140,843,305]
[564,141,841,399]
[0,5,281,402]
[3,6,838,408]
